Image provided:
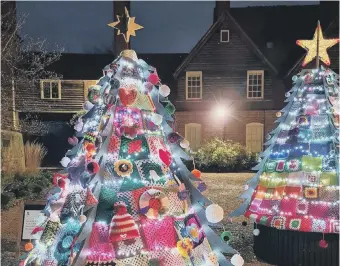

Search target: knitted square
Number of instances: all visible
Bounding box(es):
[140,216,177,251]
[303,171,320,185]
[311,114,329,128]
[148,249,186,266]
[86,243,115,263]
[275,160,286,172]
[311,218,326,232]
[254,185,267,200]
[272,187,285,200]
[289,143,309,157]
[280,198,297,216]
[264,188,274,200]
[265,160,277,172]
[271,216,286,230]
[129,93,155,111]
[310,143,331,156]
[285,158,302,172]
[322,155,336,172]
[319,187,339,202]
[320,172,337,186]
[287,172,303,186]
[89,222,110,247]
[85,259,115,266]
[303,186,318,199]
[164,101,176,116]
[146,136,169,166]
[42,260,58,266]
[330,220,340,233]
[259,172,288,188]
[119,135,149,160]
[249,198,262,212]
[60,187,87,221]
[134,159,167,186]
[40,221,62,246]
[308,203,329,218]
[297,128,312,142]
[284,186,303,198]
[107,134,121,158]
[270,144,291,159]
[302,156,322,171]
[296,200,309,215]
[288,218,302,231]
[258,199,271,215]
[183,213,205,247]
[114,106,143,136]
[165,189,185,216]
[141,110,161,135]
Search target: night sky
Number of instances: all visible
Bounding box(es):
[17,1,319,54]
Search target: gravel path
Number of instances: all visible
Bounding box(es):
[203,173,273,266]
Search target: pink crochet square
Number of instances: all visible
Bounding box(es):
[87,243,115,261]
[89,222,110,248]
[140,216,177,251]
[280,198,297,216]
[259,199,272,215]
[114,106,143,136]
[308,203,329,218]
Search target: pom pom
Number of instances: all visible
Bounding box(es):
[253,228,260,236]
[285,92,291,97]
[83,101,94,111]
[276,111,282,118]
[242,221,247,226]
[87,161,100,174]
[167,132,182,144]
[319,239,328,248]
[180,139,190,149]
[151,113,163,125]
[148,73,160,85]
[79,215,87,224]
[68,136,78,146]
[60,157,71,168]
[221,231,233,243]
[24,242,34,252]
[205,204,224,223]
[191,169,202,179]
[197,182,207,192]
[159,84,170,97]
[231,254,244,266]
[143,82,153,93]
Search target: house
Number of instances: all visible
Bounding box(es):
[13,1,339,166]
[172,1,339,153]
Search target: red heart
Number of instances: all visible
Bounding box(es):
[119,88,137,106]
[159,149,172,166]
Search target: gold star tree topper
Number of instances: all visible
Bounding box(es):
[108,7,143,43]
[296,21,339,67]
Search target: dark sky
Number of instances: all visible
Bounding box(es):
[17,1,319,54]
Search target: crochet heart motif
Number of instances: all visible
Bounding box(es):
[119,87,137,106]
[158,149,171,166]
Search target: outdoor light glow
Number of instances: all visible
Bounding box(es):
[213,104,227,118]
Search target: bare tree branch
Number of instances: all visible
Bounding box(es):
[1,2,64,135]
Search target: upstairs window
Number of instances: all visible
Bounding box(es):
[40,80,61,99]
[186,71,202,100]
[247,70,264,99]
[220,30,229,43]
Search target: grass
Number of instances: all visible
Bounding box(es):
[203,173,272,266]
[24,141,47,174]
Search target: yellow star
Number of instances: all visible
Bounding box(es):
[296,21,339,66]
[108,7,143,43]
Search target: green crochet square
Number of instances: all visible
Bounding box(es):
[302,156,322,171]
[164,101,176,115]
[119,135,150,160]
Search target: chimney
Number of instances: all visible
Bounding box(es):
[214,1,230,22]
[113,1,131,55]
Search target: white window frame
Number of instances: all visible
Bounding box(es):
[40,80,61,99]
[220,30,229,43]
[247,70,264,99]
[186,71,203,100]
[185,123,202,151]
[246,122,264,153]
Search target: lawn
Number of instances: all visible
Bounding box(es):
[203,173,272,266]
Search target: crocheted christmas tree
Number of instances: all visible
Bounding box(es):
[232,67,339,233]
[21,49,238,266]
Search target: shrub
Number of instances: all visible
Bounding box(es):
[1,170,53,209]
[24,141,47,174]
[194,138,258,172]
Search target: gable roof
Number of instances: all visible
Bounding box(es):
[173,11,278,78]
[47,52,187,87]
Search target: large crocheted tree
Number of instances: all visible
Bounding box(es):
[231,21,339,266]
[21,46,240,265]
